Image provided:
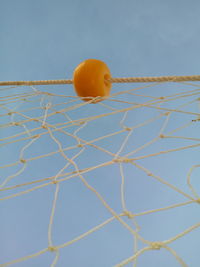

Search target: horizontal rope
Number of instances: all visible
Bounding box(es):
[1,75,200,86]
[111,75,200,83]
[0,79,73,86]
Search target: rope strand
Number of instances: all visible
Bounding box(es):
[1,75,200,86]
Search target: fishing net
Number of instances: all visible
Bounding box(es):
[1,78,200,267]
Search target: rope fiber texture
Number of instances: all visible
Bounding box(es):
[1,75,200,86]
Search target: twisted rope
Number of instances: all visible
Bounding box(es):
[111,75,200,83]
[1,75,200,86]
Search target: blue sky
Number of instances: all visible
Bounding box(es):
[1,0,200,267]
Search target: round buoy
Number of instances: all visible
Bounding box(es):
[73,59,112,103]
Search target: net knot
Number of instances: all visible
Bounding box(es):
[32,134,40,139]
[89,96,102,103]
[123,210,134,219]
[196,198,200,204]
[159,134,165,138]
[113,157,133,163]
[48,246,58,252]
[12,122,20,126]
[192,118,200,122]
[43,103,52,109]
[79,121,86,125]
[52,180,58,185]
[150,241,164,250]
[42,124,48,129]
[124,127,132,131]
[20,158,27,164]
[77,144,84,148]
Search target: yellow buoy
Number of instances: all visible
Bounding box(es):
[73,59,112,103]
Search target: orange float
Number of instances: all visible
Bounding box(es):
[73,59,112,103]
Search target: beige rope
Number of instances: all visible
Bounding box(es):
[0,79,73,86]
[1,75,200,86]
[111,75,200,83]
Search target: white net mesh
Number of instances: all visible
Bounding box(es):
[0,81,200,267]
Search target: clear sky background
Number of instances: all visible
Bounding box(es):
[1,0,200,267]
